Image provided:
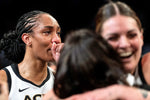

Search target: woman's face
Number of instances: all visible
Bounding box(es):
[30,14,61,62]
[101,15,143,73]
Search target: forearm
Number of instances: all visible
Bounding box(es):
[137,88,150,100]
[43,85,150,100]
[66,84,150,100]
[115,85,147,100]
[95,85,150,100]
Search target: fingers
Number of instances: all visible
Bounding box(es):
[51,43,64,62]
[56,43,64,53]
[52,42,56,54]
[52,43,64,53]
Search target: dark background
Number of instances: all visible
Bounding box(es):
[0,0,149,42]
[0,0,150,68]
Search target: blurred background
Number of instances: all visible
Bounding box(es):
[0,0,150,68]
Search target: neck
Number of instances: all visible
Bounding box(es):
[18,52,48,85]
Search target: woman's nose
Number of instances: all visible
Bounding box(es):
[118,37,130,48]
[52,33,61,44]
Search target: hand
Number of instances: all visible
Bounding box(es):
[42,89,62,100]
[51,42,64,63]
[0,81,8,100]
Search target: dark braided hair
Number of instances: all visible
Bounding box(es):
[0,10,48,63]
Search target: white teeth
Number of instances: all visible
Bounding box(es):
[119,52,132,57]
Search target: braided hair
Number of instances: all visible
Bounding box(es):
[0,10,48,63]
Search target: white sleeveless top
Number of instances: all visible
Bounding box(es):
[3,64,54,100]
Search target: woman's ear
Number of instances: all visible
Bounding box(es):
[21,33,32,46]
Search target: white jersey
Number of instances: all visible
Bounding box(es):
[3,63,54,100]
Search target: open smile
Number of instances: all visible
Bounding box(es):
[118,51,134,63]
[119,52,132,59]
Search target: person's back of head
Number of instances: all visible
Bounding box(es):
[54,29,128,98]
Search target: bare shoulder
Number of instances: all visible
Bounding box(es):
[142,52,150,65]
[141,52,150,69]
[0,69,7,82]
[141,52,150,84]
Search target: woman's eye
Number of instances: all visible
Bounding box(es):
[44,31,51,34]
[107,36,118,41]
[128,33,137,39]
[43,31,51,35]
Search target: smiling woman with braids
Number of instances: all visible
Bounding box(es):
[0,10,64,100]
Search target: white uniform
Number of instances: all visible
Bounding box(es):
[3,63,54,100]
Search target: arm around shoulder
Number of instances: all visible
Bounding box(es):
[65,85,150,100]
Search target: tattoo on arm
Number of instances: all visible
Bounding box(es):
[140,89,148,98]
